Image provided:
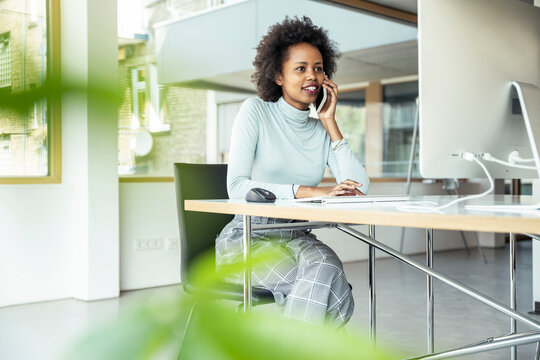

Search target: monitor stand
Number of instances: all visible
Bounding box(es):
[465,81,540,213]
[511,81,540,180]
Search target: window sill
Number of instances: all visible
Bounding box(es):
[0,175,62,184]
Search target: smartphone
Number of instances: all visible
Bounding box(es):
[315,87,327,113]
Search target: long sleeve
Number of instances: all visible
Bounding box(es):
[226,97,369,199]
[227,99,296,199]
[327,139,370,194]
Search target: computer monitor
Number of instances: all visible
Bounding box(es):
[418,0,540,179]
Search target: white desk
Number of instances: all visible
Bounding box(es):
[185,195,540,359]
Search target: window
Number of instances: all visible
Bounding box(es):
[118,46,209,175]
[217,100,242,163]
[335,83,419,179]
[0,0,60,181]
[381,81,419,178]
[336,90,366,164]
[0,33,11,89]
[116,0,418,180]
[118,0,213,177]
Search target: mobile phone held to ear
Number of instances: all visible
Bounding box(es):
[315,87,327,113]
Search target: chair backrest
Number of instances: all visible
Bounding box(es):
[173,163,234,285]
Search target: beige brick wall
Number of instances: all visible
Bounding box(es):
[145,85,207,175]
[118,46,208,176]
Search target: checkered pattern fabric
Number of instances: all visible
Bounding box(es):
[216,215,354,327]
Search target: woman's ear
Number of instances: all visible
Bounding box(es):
[275,73,283,86]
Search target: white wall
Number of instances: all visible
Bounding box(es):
[0,0,119,308]
[0,186,75,307]
[119,183,180,291]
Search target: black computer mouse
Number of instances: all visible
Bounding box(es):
[245,188,276,203]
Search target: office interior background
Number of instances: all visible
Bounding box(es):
[1,0,540,358]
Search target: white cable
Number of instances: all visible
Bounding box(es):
[508,150,535,164]
[397,153,494,213]
[482,153,536,170]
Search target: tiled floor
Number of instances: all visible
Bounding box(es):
[347,240,538,359]
[1,241,538,359]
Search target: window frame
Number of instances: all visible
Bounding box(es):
[0,0,61,184]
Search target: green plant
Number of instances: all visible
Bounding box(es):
[69,247,398,360]
[0,77,122,114]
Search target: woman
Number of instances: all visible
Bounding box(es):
[216,16,370,327]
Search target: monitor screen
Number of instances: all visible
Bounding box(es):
[418,0,540,179]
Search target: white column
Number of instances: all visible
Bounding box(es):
[62,0,119,301]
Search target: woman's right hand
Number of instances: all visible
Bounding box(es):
[295,179,364,198]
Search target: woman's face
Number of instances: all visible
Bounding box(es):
[275,42,325,111]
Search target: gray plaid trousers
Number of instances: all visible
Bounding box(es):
[216,215,354,327]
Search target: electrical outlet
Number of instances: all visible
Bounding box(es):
[166,237,179,250]
[135,238,163,251]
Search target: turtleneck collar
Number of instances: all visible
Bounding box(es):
[277,97,310,125]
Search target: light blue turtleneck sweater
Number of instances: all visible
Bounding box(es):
[227,97,370,199]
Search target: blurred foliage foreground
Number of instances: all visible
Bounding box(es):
[70,245,398,360]
[0,77,122,114]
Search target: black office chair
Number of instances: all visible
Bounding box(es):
[174,162,275,301]
[173,163,275,357]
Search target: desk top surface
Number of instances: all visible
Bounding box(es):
[185,195,540,234]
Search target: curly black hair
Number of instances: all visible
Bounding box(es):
[252,16,340,102]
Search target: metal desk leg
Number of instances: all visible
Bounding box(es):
[510,232,517,360]
[427,229,434,353]
[243,215,252,312]
[369,225,376,345]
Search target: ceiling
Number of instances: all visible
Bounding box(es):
[336,40,417,86]
[176,40,418,93]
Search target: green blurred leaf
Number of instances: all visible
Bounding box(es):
[190,301,396,360]
[71,247,401,360]
[0,77,122,114]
